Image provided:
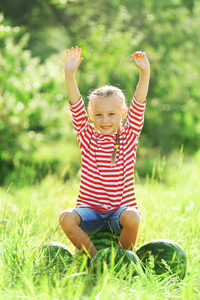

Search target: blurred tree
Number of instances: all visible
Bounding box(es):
[0,0,200,183]
[0,15,72,184]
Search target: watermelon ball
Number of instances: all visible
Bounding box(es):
[136,239,187,279]
[38,242,73,272]
[89,231,119,251]
[90,247,143,278]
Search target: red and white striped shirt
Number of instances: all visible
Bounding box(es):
[70,96,146,213]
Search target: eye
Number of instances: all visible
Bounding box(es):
[95,114,101,117]
[109,113,115,116]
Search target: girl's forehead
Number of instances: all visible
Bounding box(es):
[90,95,124,111]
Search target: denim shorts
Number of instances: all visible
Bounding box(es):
[73,207,128,235]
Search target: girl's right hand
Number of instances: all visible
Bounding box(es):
[65,46,83,75]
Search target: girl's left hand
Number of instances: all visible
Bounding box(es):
[132,51,150,71]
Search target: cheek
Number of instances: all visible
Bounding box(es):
[115,115,122,122]
[93,118,99,126]
[93,117,98,122]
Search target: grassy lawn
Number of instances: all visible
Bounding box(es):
[0,151,199,299]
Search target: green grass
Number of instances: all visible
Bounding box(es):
[0,150,200,299]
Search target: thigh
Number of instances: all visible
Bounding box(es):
[73,208,105,234]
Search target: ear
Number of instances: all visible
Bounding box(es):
[88,107,93,121]
[122,106,128,119]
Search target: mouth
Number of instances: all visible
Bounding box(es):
[100,126,112,130]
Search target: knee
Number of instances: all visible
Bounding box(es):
[59,209,70,228]
[59,209,80,229]
[120,208,141,229]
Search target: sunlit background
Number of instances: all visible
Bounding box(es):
[0,0,200,186]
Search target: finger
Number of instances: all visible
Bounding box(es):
[132,51,140,59]
[74,45,78,57]
[131,52,139,62]
[139,52,146,58]
[132,51,146,61]
[66,50,69,58]
[77,47,82,59]
[70,47,74,58]
[131,54,135,61]
[75,46,80,59]
[77,58,84,67]
[74,58,84,71]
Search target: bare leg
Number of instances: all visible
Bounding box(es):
[59,209,97,258]
[118,207,141,250]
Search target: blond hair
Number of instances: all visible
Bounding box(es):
[88,85,126,166]
[88,85,125,105]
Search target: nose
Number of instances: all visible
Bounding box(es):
[102,115,109,123]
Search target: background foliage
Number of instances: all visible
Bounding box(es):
[0,0,200,184]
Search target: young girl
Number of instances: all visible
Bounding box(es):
[60,46,150,258]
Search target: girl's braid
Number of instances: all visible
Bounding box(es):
[110,126,120,166]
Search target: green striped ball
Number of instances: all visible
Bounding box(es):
[90,247,144,277]
[136,239,187,279]
[89,231,120,251]
[39,242,73,272]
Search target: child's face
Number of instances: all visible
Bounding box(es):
[89,96,127,135]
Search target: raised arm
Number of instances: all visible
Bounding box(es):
[64,46,84,105]
[132,51,150,103]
